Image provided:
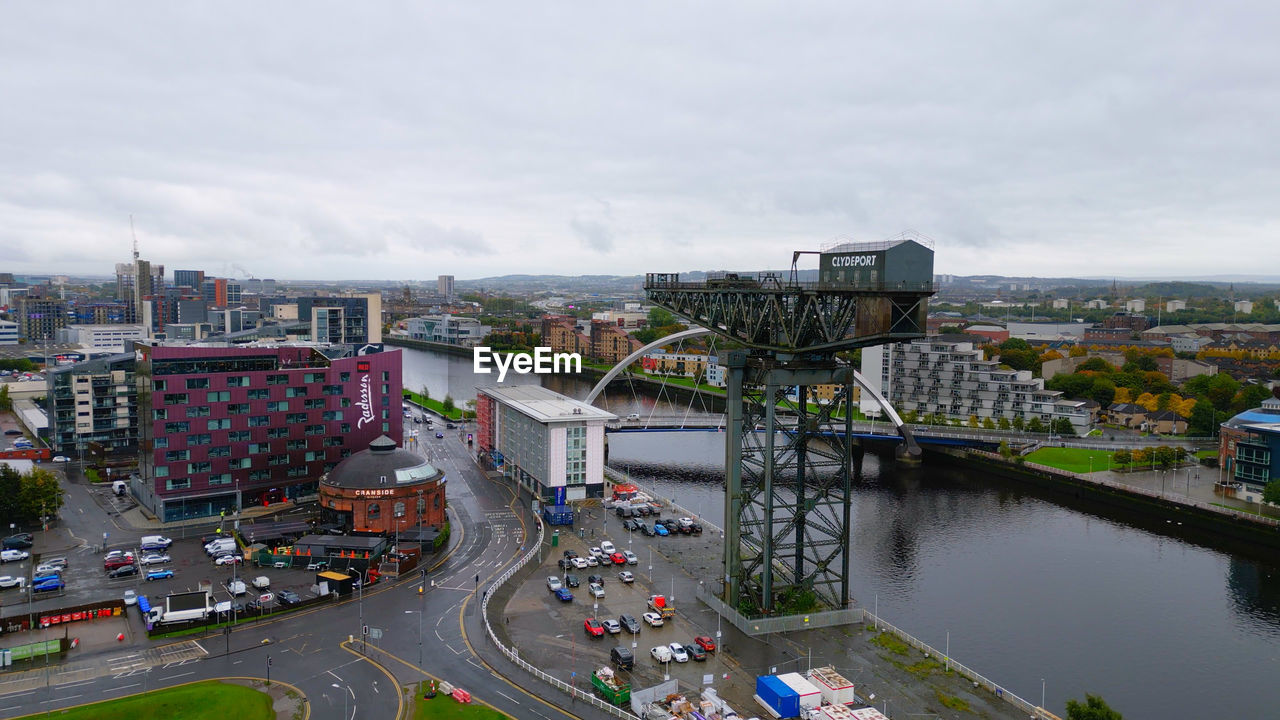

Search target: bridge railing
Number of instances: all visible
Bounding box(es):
[480,507,643,719]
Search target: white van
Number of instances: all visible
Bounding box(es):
[600,540,616,555]
[140,535,172,550]
[205,538,236,556]
[112,480,127,496]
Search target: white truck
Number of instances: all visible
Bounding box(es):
[146,590,213,625]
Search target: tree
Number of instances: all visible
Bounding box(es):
[1263,479,1280,506]
[982,417,996,430]
[1234,383,1273,415]
[1090,378,1116,407]
[420,385,430,402]
[0,466,21,525]
[967,415,979,428]
[14,468,64,523]
[442,395,455,413]
[1066,693,1123,720]
[1052,418,1077,436]
[1078,357,1115,373]
[1112,449,1132,467]
[1187,399,1220,436]
[0,385,10,411]
[1027,417,1046,434]
[998,416,1011,431]
[1012,415,1025,431]
[1000,338,1032,352]
[647,307,677,329]
[1069,344,1089,357]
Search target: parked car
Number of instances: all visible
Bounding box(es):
[546,576,562,592]
[38,556,68,570]
[227,580,247,595]
[653,523,669,537]
[639,524,654,537]
[0,575,26,589]
[571,557,589,569]
[145,569,174,581]
[584,617,604,637]
[35,563,63,575]
[122,590,138,605]
[667,642,689,663]
[104,556,134,571]
[609,552,626,565]
[277,589,302,606]
[32,573,61,586]
[694,635,717,652]
[650,645,672,663]
[642,611,664,627]
[584,555,600,567]
[1,549,30,563]
[618,570,635,583]
[109,564,138,578]
[305,560,328,571]
[683,643,707,661]
[251,576,270,590]
[215,554,244,566]
[622,550,638,565]
[660,519,678,532]
[564,574,580,588]
[139,554,170,566]
[677,517,695,531]
[434,432,444,438]
[33,579,65,593]
[554,587,574,602]
[588,582,605,599]
[619,614,641,634]
[600,541,616,554]
[52,456,70,463]
[562,549,579,559]
[2,536,32,550]
[602,618,622,634]
[587,574,604,586]
[588,546,604,560]
[2,429,21,436]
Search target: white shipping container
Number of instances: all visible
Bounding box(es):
[777,672,823,711]
[811,705,856,720]
[849,708,890,720]
[807,665,856,706]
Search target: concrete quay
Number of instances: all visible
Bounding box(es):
[494,497,1044,720]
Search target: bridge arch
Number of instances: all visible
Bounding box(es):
[586,330,917,453]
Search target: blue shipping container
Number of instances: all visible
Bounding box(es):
[542,505,575,526]
[756,675,800,718]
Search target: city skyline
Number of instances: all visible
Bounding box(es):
[3,3,1277,281]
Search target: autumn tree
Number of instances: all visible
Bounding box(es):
[1066,693,1123,720]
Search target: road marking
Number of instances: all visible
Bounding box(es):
[495,690,520,704]
[104,683,141,693]
[41,694,81,703]
[161,671,195,681]
[326,669,344,682]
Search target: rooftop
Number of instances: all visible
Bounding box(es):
[479,385,616,423]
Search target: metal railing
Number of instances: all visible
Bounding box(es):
[864,609,1059,720]
[480,507,643,719]
[694,583,861,635]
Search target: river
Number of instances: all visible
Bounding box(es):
[402,346,1280,719]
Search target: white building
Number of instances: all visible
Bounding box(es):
[1235,300,1254,314]
[475,385,615,501]
[405,315,491,347]
[705,362,726,388]
[1051,299,1069,310]
[1166,299,1186,312]
[1084,299,1109,310]
[1124,299,1146,313]
[859,338,1090,433]
[0,320,18,345]
[55,324,148,349]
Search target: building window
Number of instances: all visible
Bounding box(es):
[206,391,230,402]
[186,378,210,389]
[186,406,210,418]
[367,503,381,520]
[154,466,169,477]
[165,478,191,490]
[434,495,440,509]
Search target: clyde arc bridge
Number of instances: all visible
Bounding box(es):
[641,233,936,616]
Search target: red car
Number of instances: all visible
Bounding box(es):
[609,552,626,566]
[694,635,717,652]
[584,617,605,637]
[103,556,135,571]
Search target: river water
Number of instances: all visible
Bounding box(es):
[402,346,1280,719]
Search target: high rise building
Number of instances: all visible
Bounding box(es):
[15,293,68,341]
[173,269,205,291]
[437,275,455,298]
[46,353,139,456]
[296,294,382,345]
[135,344,402,521]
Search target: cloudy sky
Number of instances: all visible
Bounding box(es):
[2,2,1276,282]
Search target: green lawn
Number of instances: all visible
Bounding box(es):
[1024,447,1115,473]
[403,391,465,421]
[19,680,272,720]
[411,683,512,719]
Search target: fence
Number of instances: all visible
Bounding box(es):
[967,449,1280,528]
[865,609,1059,720]
[479,509,643,719]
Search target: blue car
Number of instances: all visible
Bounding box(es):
[32,574,60,585]
[653,523,669,536]
[33,579,64,593]
[554,587,574,602]
[145,569,174,581]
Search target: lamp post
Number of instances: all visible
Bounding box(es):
[418,568,426,669]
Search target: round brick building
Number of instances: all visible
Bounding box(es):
[319,435,446,534]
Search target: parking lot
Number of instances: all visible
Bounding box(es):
[504,508,729,695]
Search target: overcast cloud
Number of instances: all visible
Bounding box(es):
[1,2,1276,282]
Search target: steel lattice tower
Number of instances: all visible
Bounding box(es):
[644,234,935,614]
